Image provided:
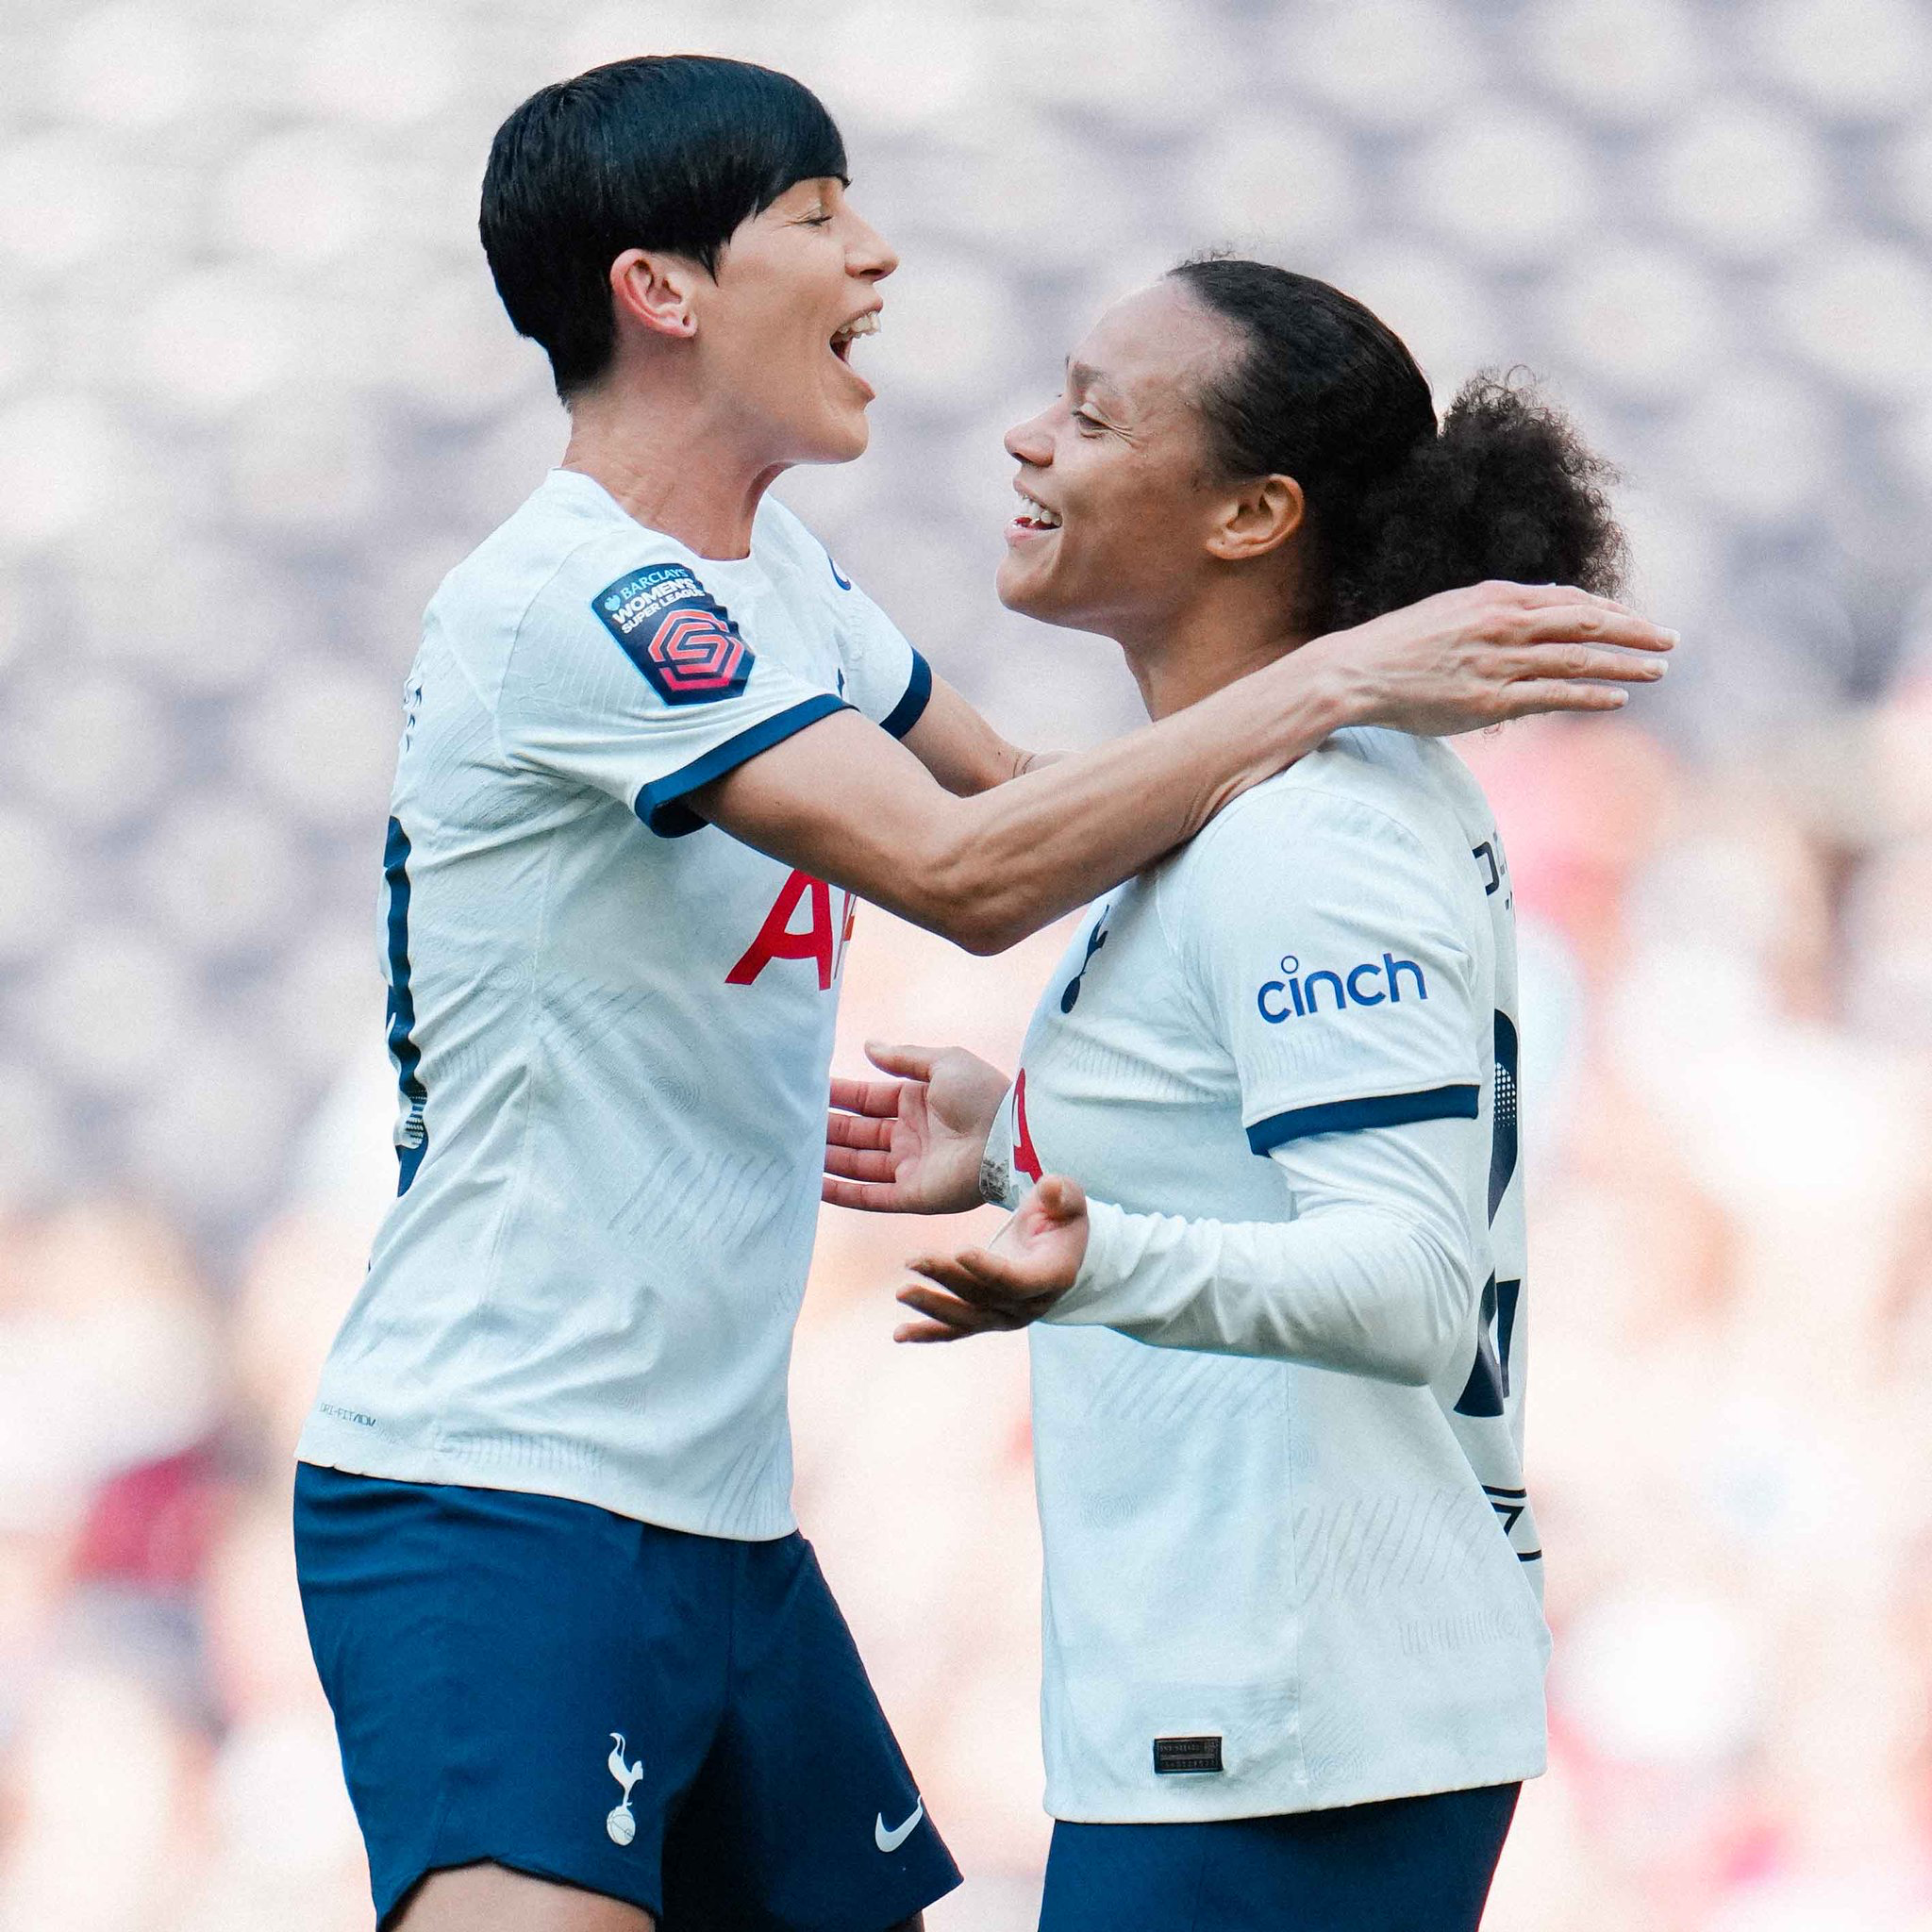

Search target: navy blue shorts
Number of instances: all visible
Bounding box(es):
[293,1465,960,1930]
[1038,1783,1520,1932]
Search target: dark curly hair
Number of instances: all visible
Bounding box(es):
[1169,258,1627,631]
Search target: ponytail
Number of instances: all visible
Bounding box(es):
[1325,372,1626,629]
[1170,258,1626,632]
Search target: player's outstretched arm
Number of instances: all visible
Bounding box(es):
[699,582,1672,956]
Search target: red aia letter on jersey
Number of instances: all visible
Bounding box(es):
[1012,1067,1042,1183]
[728,870,844,991]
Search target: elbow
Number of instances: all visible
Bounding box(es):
[933,896,1020,957]
[1383,1350,1439,1391]
[1405,1247,1485,1388]
[908,843,1029,956]
[953,922,1020,958]
[1375,1323,1458,1389]
[1374,1331,1444,1389]
[1315,1330,1439,1388]
[954,907,1034,956]
[1366,1231,1480,1388]
[919,894,1015,958]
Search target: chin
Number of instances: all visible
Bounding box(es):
[794,407,870,466]
[995,555,1062,621]
[993,558,1033,614]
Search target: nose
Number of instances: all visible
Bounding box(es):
[846,212,898,284]
[1005,408,1053,468]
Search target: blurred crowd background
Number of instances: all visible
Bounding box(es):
[2,0,1931,1926]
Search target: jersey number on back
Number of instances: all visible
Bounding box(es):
[1454,1010,1521,1418]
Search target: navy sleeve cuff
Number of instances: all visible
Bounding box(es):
[879,651,932,740]
[1246,1084,1480,1154]
[633,694,850,838]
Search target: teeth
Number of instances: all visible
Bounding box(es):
[832,312,879,345]
[1016,491,1061,528]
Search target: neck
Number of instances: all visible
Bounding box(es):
[561,365,783,559]
[1118,580,1314,723]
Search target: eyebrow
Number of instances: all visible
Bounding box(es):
[1065,358,1123,406]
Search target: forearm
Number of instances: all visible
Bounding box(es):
[906,649,1351,950]
[706,581,1674,952]
[900,673,1038,795]
[702,650,1352,954]
[1047,1196,1474,1386]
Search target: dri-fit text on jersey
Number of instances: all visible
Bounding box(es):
[1257,952,1426,1023]
[727,869,858,991]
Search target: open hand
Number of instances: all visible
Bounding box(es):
[1306,581,1676,736]
[895,1174,1090,1342]
[824,1041,1011,1216]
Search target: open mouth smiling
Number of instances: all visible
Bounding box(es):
[829,308,878,364]
[1010,486,1062,535]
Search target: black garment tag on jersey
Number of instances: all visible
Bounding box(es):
[1153,1735,1224,1775]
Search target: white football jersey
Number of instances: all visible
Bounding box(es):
[297,469,929,1541]
[991,727,1546,1821]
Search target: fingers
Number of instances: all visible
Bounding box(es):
[1447,582,1675,656]
[828,1075,909,1121]
[1511,603,1677,655]
[821,1176,902,1211]
[894,1283,1020,1340]
[918,1242,1044,1290]
[865,1040,937,1081]
[1034,1174,1088,1222]
[1492,678,1630,717]
[893,1320,969,1344]
[1511,641,1667,684]
[824,1143,894,1182]
[1516,583,1626,608]
[907,1251,1008,1297]
[1507,583,1633,615]
[898,1284,997,1327]
[826,1111,892,1152]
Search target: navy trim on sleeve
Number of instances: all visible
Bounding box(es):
[879,651,932,740]
[1246,1083,1480,1154]
[633,694,850,838]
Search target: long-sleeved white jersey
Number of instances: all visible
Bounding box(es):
[983,726,1546,1823]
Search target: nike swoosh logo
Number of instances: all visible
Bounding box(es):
[874,1797,924,1853]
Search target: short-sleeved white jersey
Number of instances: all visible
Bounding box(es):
[989,727,1546,1821]
[297,469,930,1541]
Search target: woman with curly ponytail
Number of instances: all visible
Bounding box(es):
[825,262,1649,1931]
[1174,256,1626,636]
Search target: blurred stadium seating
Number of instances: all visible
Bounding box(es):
[2,1,1931,1925]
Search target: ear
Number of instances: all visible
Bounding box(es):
[608,247,703,342]
[1205,474,1305,564]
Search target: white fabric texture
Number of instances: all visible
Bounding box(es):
[997,726,1546,1823]
[298,470,925,1541]
[1054,1124,1475,1387]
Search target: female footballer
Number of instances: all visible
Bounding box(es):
[827,260,1625,1930]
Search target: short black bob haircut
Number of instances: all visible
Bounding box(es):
[481,56,848,400]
